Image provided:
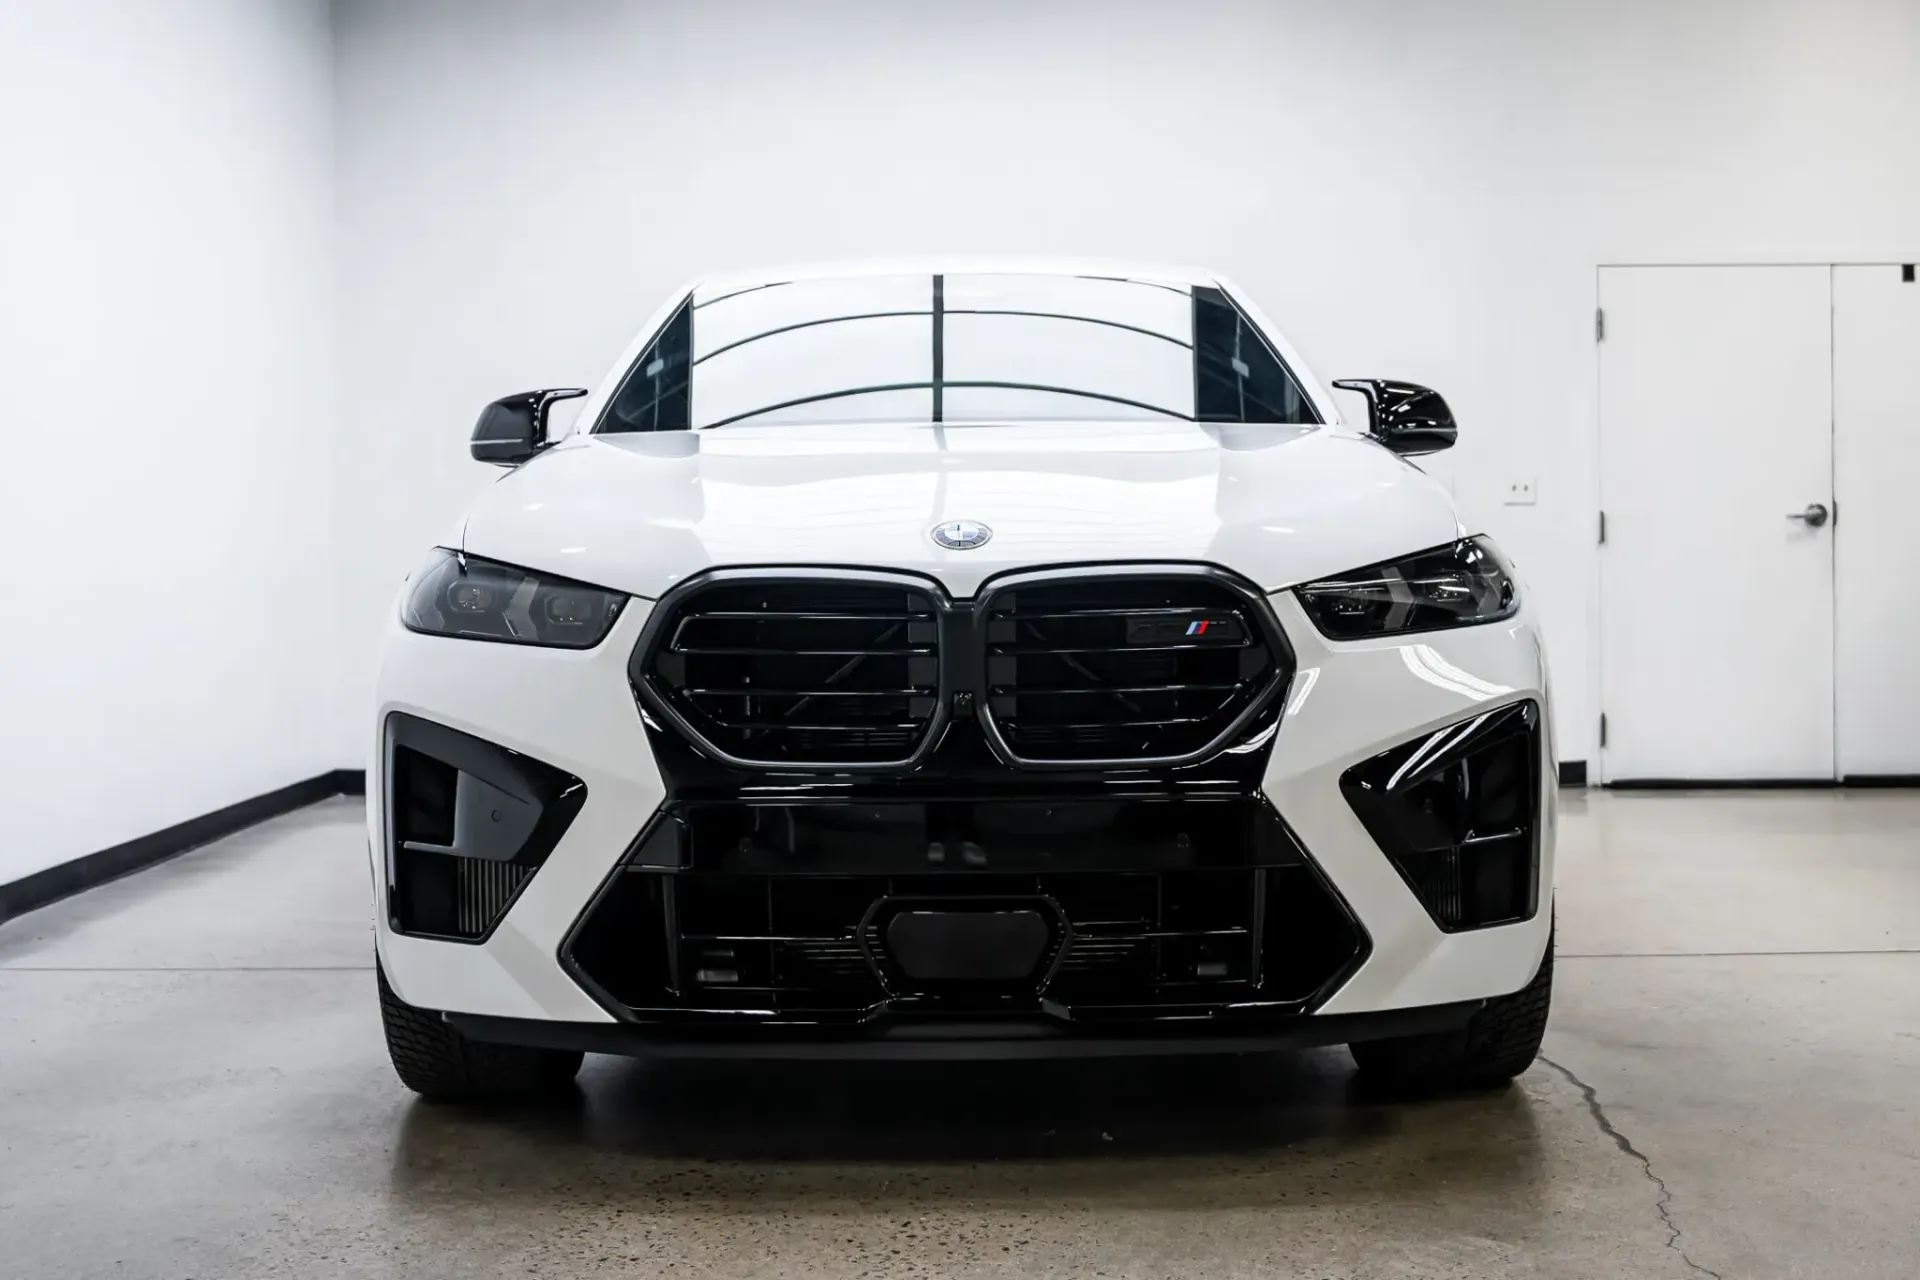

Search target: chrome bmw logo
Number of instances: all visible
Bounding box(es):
[931,519,992,550]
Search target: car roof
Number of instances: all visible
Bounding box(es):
[693,257,1219,296]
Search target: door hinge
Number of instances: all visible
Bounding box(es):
[1598,510,1607,544]
[1595,307,1605,342]
[1599,713,1608,748]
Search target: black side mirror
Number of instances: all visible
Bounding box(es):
[1331,379,1457,456]
[470,388,589,465]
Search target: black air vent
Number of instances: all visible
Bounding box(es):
[385,715,585,942]
[641,576,942,767]
[980,572,1284,765]
[1341,700,1542,931]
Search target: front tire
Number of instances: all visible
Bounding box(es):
[378,961,582,1103]
[1349,925,1553,1092]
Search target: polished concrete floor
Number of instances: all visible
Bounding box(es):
[3,790,1918,1278]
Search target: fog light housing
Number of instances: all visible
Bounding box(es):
[1340,700,1541,931]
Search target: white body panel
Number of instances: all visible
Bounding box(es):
[1834,265,1920,778]
[373,260,1554,1028]
[462,422,1462,604]
[1598,265,1835,782]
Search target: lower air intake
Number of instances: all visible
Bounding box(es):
[563,798,1367,1024]
[1340,700,1542,931]
[385,715,584,942]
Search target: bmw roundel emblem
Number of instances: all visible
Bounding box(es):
[931,519,992,550]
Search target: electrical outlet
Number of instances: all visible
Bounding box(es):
[1504,476,1538,505]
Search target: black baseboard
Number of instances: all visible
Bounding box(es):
[1557,760,1588,787]
[1605,776,1920,790]
[1605,777,1833,790]
[0,771,364,925]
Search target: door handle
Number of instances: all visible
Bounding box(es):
[1786,502,1830,528]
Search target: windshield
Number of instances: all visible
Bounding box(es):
[595,273,1321,431]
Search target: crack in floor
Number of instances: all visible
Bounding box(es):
[1539,1054,1723,1279]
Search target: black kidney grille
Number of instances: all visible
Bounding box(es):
[648,580,941,765]
[983,576,1279,763]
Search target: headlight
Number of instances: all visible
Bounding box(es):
[1296,537,1518,638]
[401,549,627,648]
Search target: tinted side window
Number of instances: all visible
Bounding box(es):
[1193,286,1317,424]
[603,298,691,431]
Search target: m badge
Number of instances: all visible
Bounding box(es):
[1126,614,1245,645]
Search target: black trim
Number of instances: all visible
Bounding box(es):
[693,281,789,309]
[1608,777,1920,790]
[0,771,361,925]
[693,311,932,366]
[703,382,936,430]
[445,1000,1478,1060]
[1608,778,1833,790]
[701,380,1193,430]
[1074,273,1192,296]
[931,274,944,423]
[1558,760,1588,787]
[944,309,1193,349]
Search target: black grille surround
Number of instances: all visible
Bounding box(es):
[634,569,943,770]
[632,563,1293,773]
[976,567,1282,767]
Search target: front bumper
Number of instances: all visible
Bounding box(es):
[369,584,1554,1045]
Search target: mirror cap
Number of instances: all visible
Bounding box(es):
[1332,379,1458,456]
[470,388,589,465]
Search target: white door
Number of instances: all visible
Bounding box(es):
[1598,265,1835,782]
[1834,265,1920,779]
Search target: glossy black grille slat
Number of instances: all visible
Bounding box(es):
[981,575,1283,765]
[644,578,941,767]
[454,860,535,936]
[685,687,923,697]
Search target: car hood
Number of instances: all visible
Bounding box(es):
[459,420,1463,600]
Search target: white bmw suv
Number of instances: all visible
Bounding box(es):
[370,262,1555,1102]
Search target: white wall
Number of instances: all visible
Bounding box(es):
[332,0,1919,769]
[0,0,337,882]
